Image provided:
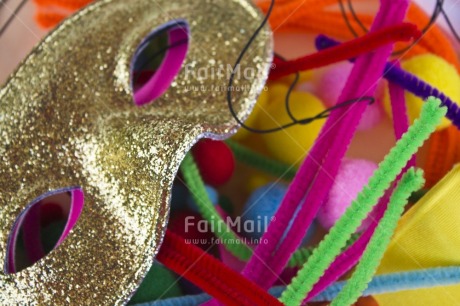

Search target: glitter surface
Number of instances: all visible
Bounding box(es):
[0,0,272,304]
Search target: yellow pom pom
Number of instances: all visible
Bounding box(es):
[266,83,295,105]
[259,86,325,166]
[232,82,302,141]
[383,54,460,130]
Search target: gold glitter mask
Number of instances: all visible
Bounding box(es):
[0,0,272,304]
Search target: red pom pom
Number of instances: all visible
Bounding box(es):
[191,139,235,186]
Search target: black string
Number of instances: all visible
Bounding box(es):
[345,0,443,35]
[347,0,367,34]
[338,0,359,37]
[285,70,300,123]
[131,5,369,134]
[440,1,460,43]
[392,0,444,55]
[339,0,452,55]
[275,53,301,123]
[226,0,375,134]
[0,0,28,38]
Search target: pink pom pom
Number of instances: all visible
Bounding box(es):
[317,158,378,230]
[312,62,384,130]
[313,62,352,108]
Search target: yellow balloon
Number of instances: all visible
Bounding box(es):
[384,54,460,130]
[259,86,325,166]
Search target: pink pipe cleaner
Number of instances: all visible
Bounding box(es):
[241,0,409,291]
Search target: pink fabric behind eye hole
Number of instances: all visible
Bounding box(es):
[5,187,84,274]
[22,204,46,265]
[56,189,84,246]
[133,21,190,106]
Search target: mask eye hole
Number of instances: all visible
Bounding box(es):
[5,188,84,274]
[131,19,190,106]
